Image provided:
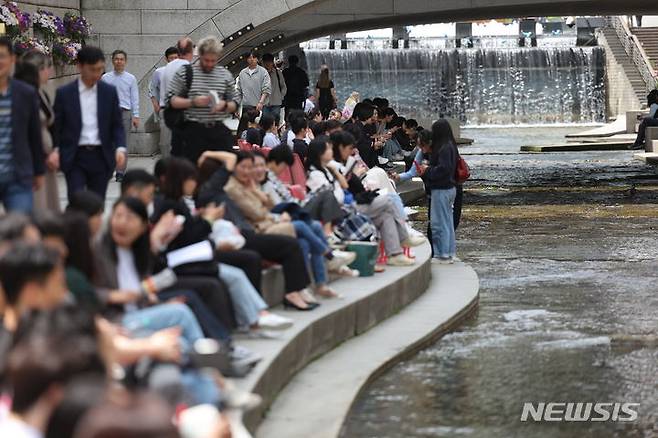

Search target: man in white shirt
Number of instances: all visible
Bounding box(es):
[160,37,194,157]
[148,46,178,158]
[54,46,126,200]
[235,50,271,137]
[101,50,139,182]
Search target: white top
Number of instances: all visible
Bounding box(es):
[306,165,344,204]
[101,70,139,116]
[78,79,101,146]
[160,58,190,107]
[0,417,43,438]
[262,132,281,148]
[116,247,141,313]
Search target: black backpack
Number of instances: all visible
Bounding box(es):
[164,64,193,129]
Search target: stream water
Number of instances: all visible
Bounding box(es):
[341,127,658,438]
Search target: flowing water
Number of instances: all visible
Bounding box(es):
[341,127,658,438]
[304,49,606,125]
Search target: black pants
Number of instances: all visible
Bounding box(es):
[426,185,463,257]
[215,249,262,294]
[65,147,112,201]
[181,122,234,164]
[243,232,310,293]
[171,127,184,157]
[634,117,658,147]
[284,99,304,121]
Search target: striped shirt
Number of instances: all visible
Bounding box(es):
[0,85,13,178]
[166,63,238,123]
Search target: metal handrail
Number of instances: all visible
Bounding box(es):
[608,16,657,93]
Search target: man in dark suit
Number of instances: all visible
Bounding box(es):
[0,37,44,213]
[54,46,126,201]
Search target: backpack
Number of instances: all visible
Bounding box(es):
[164,64,193,130]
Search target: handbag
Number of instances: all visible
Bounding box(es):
[455,154,470,185]
[164,64,193,129]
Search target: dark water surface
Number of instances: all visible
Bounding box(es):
[341,127,658,438]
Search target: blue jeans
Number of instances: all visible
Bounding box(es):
[121,303,221,406]
[218,263,267,327]
[293,220,329,285]
[122,302,204,354]
[0,177,33,213]
[430,188,457,258]
[383,139,403,160]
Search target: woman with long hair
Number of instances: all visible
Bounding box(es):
[427,119,459,264]
[315,64,336,119]
[15,51,60,213]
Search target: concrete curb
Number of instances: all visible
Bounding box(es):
[255,262,480,438]
[233,242,433,431]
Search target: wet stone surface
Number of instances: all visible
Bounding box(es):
[341,127,658,438]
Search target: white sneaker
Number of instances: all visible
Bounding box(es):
[387,253,415,266]
[431,257,454,265]
[257,313,293,330]
[402,234,426,248]
[327,250,357,271]
[451,256,462,263]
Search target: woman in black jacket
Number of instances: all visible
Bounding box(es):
[427,119,459,264]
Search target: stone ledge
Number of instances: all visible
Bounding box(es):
[231,242,433,432]
[255,261,480,438]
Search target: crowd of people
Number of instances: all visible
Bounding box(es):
[0,32,465,438]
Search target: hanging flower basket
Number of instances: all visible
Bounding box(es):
[14,35,51,55]
[52,37,81,65]
[32,9,65,43]
[63,12,91,43]
[0,1,30,38]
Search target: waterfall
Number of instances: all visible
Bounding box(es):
[304,48,606,125]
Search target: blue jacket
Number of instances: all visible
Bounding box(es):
[53,79,125,173]
[8,79,44,185]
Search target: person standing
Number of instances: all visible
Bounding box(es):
[54,46,126,201]
[282,55,309,119]
[427,119,459,264]
[235,50,271,137]
[160,37,194,157]
[262,53,286,119]
[148,46,178,158]
[0,38,44,214]
[101,50,139,182]
[167,36,239,164]
[16,51,59,213]
[315,64,337,120]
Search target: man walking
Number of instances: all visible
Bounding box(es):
[0,37,44,213]
[161,37,194,157]
[167,36,239,164]
[101,50,139,182]
[149,46,178,158]
[262,53,286,119]
[54,46,126,201]
[235,50,270,137]
[282,55,309,119]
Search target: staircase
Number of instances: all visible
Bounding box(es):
[632,27,658,75]
[600,27,648,105]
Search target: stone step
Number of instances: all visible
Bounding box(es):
[254,262,479,438]
[237,243,433,432]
